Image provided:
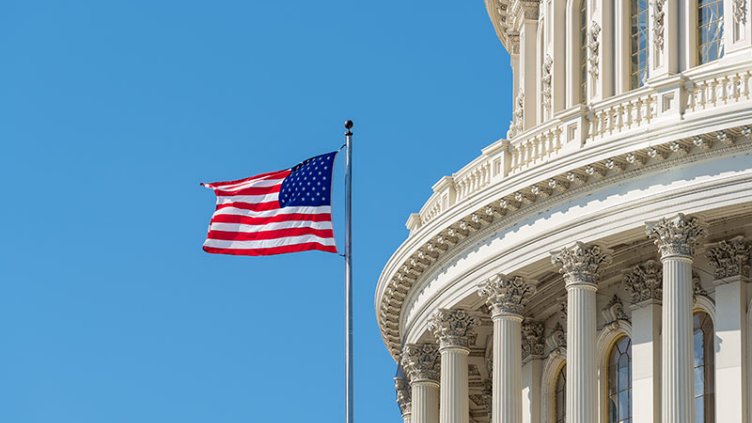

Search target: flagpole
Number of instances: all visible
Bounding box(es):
[344,119,354,423]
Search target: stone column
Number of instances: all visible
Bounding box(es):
[706,236,751,423]
[428,309,479,423]
[624,260,663,423]
[551,242,612,423]
[401,344,441,423]
[521,321,545,423]
[478,274,536,423]
[395,372,413,423]
[646,213,707,423]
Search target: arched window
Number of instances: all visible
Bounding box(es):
[693,311,715,423]
[630,0,649,88]
[607,336,632,423]
[698,0,724,64]
[579,0,588,102]
[555,365,566,423]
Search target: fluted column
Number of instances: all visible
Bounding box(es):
[429,309,479,423]
[478,274,536,423]
[706,236,751,423]
[624,260,663,423]
[552,242,612,423]
[646,214,707,423]
[401,344,441,423]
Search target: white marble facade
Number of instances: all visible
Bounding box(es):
[378,1,752,422]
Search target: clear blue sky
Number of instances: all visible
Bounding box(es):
[0,1,512,422]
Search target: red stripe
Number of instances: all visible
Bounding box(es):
[203,243,338,256]
[203,169,290,189]
[210,213,333,225]
[207,227,334,241]
[213,184,282,197]
[215,201,280,212]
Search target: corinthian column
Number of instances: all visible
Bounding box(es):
[646,213,707,423]
[401,344,441,423]
[551,242,612,423]
[478,274,536,423]
[428,309,479,423]
[395,371,413,423]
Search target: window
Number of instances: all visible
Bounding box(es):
[555,365,566,423]
[579,0,588,102]
[630,0,649,88]
[698,0,724,64]
[608,337,632,423]
[693,311,715,423]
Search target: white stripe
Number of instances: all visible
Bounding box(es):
[212,178,285,192]
[203,234,336,249]
[216,192,279,204]
[209,220,333,233]
[212,205,331,218]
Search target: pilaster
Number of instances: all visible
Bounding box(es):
[521,321,544,423]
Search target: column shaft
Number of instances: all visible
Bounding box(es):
[440,347,470,423]
[412,382,440,423]
[661,256,694,423]
[493,315,523,423]
[630,304,661,423]
[566,284,598,423]
[714,277,748,422]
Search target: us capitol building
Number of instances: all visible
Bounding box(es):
[375,0,752,422]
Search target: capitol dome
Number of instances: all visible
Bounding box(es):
[376,1,752,423]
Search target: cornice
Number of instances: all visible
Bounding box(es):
[376,126,752,359]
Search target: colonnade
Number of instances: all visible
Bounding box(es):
[395,214,751,423]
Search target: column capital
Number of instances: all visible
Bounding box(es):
[477,274,536,317]
[551,241,612,286]
[706,236,752,280]
[428,309,479,350]
[646,213,707,258]
[522,320,545,360]
[624,259,663,306]
[401,343,440,384]
[394,375,412,417]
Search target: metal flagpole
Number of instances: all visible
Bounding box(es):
[344,120,354,423]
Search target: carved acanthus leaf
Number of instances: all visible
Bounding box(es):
[602,295,629,326]
[587,21,601,81]
[652,0,667,51]
[734,0,748,24]
[401,343,440,383]
[428,309,479,348]
[551,242,613,285]
[623,259,663,304]
[394,376,412,416]
[542,54,554,113]
[522,320,545,359]
[478,274,536,316]
[706,236,752,279]
[646,214,707,257]
[545,322,566,352]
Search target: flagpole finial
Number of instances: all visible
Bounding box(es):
[344,120,354,136]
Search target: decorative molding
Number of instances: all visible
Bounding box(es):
[692,271,708,300]
[428,309,479,349]
[623,259,663,305]
[478,274,536,316]
[652,0,667,52]
[602,295,630,327]
[510,91,525,138]
[522,320,545,360]
[542,54,554,113]
[394,376,412,416]
[706,236,752,279]
[551,242,612,286]
[646,213,708,258]
[734,0,748,24]
[545,322,566,353]
[401,343,440,383]
[587,21,601,82]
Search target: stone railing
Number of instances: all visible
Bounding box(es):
[406,63,752,234]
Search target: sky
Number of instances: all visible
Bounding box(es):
[0,1,512,422]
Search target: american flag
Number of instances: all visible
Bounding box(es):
[201,152,338,256]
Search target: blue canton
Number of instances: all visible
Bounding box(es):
[279,151,337,207]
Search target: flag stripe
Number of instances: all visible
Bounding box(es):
[213,184,282,197]
[203,243,337,256]
[207,227,334,241]
[202,170,289,189]
[209,212,332,225]
[216,193,279,205]
[211,205,331,218]
[203,234,336,249]
[209,220,333,233]
[215,201,281,212]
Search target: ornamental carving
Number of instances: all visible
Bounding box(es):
[401,343,440,383]
[646,214,707,257]
[706,236,752,279]
[551,242,613,286]
[545,322,566,352]
[478,274,536,316]
[428,309,479,348]
[587,21,601,82]
[522,320,545,359]
[542,54,554,113]
[623,260,663,304]
[652,0,667,52]
[394,376,411,416]
[735,0,748,24]
[509,91,525,138]
[602,295,629,326]
[693,271,708,299]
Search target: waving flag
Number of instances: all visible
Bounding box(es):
[201,152,338,256]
